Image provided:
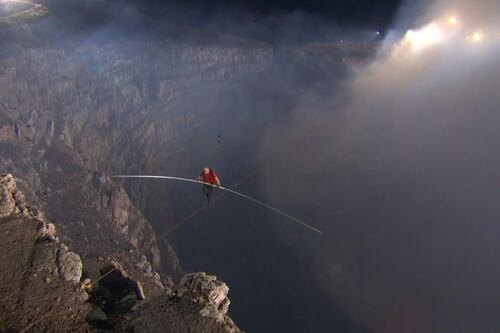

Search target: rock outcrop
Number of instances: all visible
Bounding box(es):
[0,173,16,216]
[0,174,243,332]
[0,174,91,332]
[57,244,83,283]
[0,173,39,218]
[121,272,241,333]
[178,272,232,323]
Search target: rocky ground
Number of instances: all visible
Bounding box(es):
[0,174,243,332]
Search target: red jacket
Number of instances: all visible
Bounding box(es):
[200,169,220,185]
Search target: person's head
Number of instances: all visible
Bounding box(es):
[203,167,210,174]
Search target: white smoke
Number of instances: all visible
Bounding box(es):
[258,0,500,332]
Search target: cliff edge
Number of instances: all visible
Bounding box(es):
[0,174,243,333]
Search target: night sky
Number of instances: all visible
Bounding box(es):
[134,0,403,23]
[114,0,404,41]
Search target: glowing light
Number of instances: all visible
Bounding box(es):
[404,24,444,50]
[448,16,459,25]
[467,32,483,43]
[472,32,482,42]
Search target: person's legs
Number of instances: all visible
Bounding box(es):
[206,186,213,203]
[203,185,212,203]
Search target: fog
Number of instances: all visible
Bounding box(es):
[256,0,500,332]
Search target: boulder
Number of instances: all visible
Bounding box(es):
[178,272,231,322]
[57,246,83,283]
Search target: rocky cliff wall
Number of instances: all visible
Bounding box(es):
[0,25,273,279]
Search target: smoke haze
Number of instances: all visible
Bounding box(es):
[257,0,500,332]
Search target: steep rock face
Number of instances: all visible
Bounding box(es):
[0,21,273,279]
[0,40,272,171]
[0,38,273,222]
[0,136,174,291]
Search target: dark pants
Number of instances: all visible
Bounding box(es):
[203,185,213,203]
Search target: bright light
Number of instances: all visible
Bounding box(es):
[404,24,444,50]
[448,16,459,25]
[467,32,483,43]
[472,32,482,42]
